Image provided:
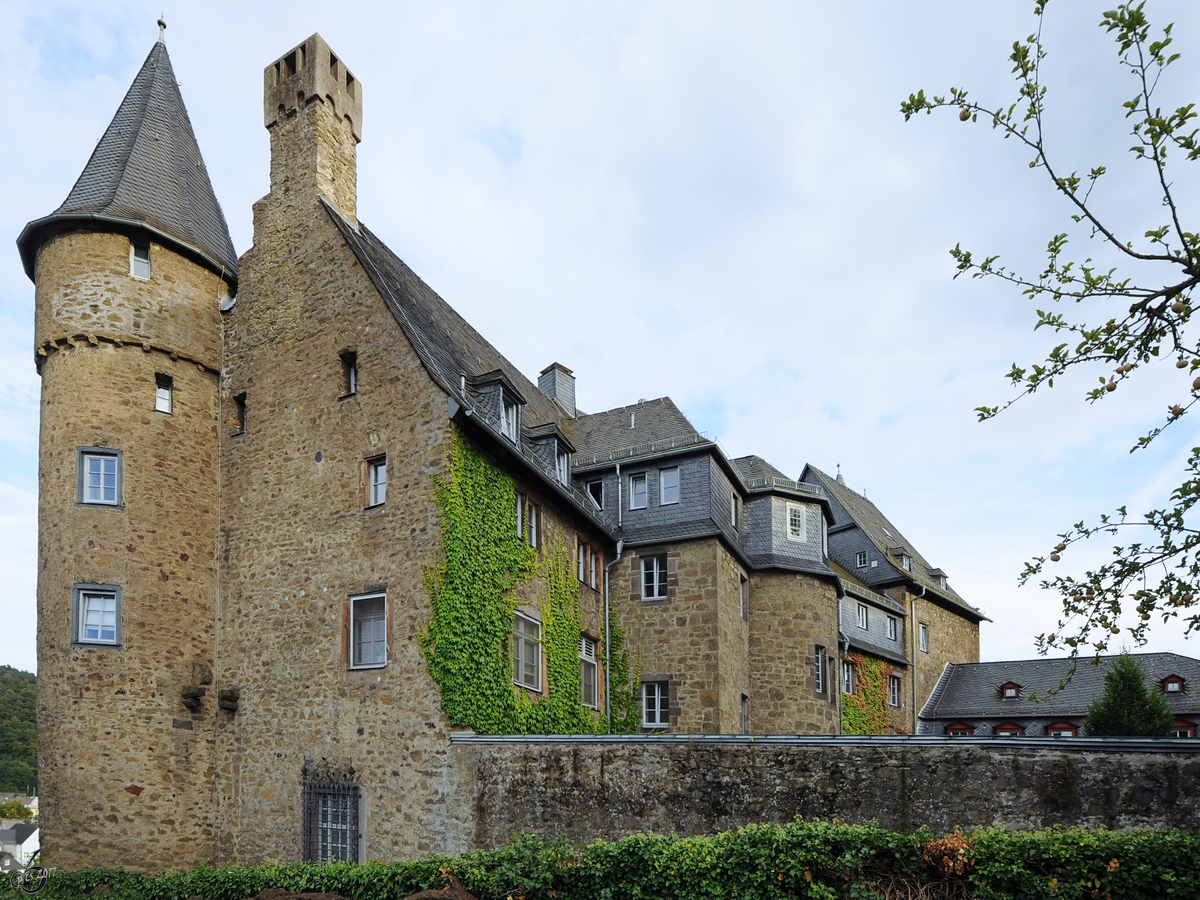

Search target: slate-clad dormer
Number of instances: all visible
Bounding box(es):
[468,369,526,442]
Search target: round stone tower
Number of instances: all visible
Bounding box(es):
[16,31,237,869]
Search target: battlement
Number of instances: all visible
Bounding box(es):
[264,34,362,142]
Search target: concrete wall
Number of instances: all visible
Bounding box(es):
[458,735,1200,847]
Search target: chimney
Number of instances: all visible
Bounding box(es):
[262,34,362,225]
[538,363,576,417]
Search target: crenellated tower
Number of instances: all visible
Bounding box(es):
[17,30,237,870]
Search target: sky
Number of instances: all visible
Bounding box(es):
[4,1,1200,675]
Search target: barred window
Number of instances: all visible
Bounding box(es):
[301,762,360,863]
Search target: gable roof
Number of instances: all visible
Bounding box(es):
[569,398,710,465]
[919,652,1200,721]
[732,455,790,482]
[802,464,985,621]
[18,40,238,285]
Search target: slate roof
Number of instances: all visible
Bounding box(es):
[802,465,985,621]
[0,823,37,845]
[569,398,710,465]
[18,40,238,285]
[919,653,1200,722]
[732,455,790,482]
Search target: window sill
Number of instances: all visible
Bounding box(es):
[349,663,386,671]
[659,500,679,506]
[339,392,358,401]
[364,502,386,511]
[75,501,124,510]
[514,681,542,693]
[640,596,670,603]
[130,274,150,283]
[72,641,122,649]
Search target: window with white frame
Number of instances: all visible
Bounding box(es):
[578,543,587,582]
[525,500,539,549]
[340,350,358,396]
[589,550,597,590]
[786,502,806,541]
[731,492,740,529]
[350,593,386,668]
[629,473,647,509]
[580,637,598,708]
[515,492,525,536]
[814,646,826,693]
[556,449,570,485]
[841,660,854,694]
[131,240,151,279]
[502,398,519,441]
[889,675,901,708]
[1172,722,1194,738]
[643,681,669,728]
[513,614,541,690]
[642,555,668,600]
[739,575,748,621]
[856,550,868,568]
[857,603,868,629]
[301,774,360,863]
[367,457,386,506]
[660,467,679,505]
[995,723,1024,737]
[78,448,122,506]
[919,623,929,652]
[155,373,173,413]
[74,584,120,646]
[901,554,912,572]
[1048,722,1077,737]
[587,481,603,510]
[886,615,897,641]
[740,694,750,734]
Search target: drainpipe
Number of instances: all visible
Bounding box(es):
[616,462,622,529]
[910,585,925,732]
[604,538,624,734]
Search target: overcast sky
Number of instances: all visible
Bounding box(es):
[4,1,1200,676]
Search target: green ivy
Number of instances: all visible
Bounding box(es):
[422,425,635,734]
[841,653,906,735]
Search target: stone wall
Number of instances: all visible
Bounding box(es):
[459,735,1200,848]
[908,592,981,714]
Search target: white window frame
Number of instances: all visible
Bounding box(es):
[1165,678,1183,693]
[995,724,1023,737]
[857,603,868,629]
[587,481,603,510]
[731,492,739,528]
[642,681,669,728]
[889,675,901,708]
[77,447,122,506]
[513,614,541,691]
[1172,724,1194,738]
[886,615,897,641]
[629,473,648,510]
[502,399,519,442]
[740,693,750,735]
[350,592,387,669]
[659,467,680,505]
[556,449,570,485]
[1049,724,1076,737]
[341,350,358,396]
[814,646,825,693]
[73,584,121,646]
[130,240,151,280]
[786,502,806,542]
[738,575,747,621]
[579,637,598,708]
[589,551,597,590]
[856,551,868,568]
[367,457,386,506]
[901,554,912,572]
[515,492,525,536]
[526,500,538,549]
[841,660,854,694]
[1003,684,1019,699]
[155,373,173,414]
[919,623,929,653]
[642,554,668,600]
[578,543,586,582]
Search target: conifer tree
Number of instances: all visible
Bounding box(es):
[1083,653,1173,737]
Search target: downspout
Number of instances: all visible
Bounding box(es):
[910,585,925,732]
[604,538,624,734]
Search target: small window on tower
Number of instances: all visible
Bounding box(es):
[340,351,358,397]
[155,373,173,414]
[131,241,150,279]
[234,392,247,435]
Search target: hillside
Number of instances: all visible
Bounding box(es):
[0,666,36,794]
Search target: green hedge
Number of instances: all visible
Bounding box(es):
[23,822,1200,900]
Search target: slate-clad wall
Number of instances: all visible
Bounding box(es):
[460,737,1200,843]
[841,596,906,661]
[828,526,896,587]
[766,497,824,563]
[708,458,741,550]
[620,452,711,532]
[743,496,773,557]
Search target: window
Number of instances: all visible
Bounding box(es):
[886,615,897,641]
[367,457,386,506]
[856,551,868,568]
[131,240,150,279]
[946,722,973,737]
[590,550,597,590]
[643,681,669,728]
[739,575,748,621]
[731,493,740,529]
[1002,682,1020,699]
[302,768,360,862]
[786,502,806,541]
[814,646,826,693]
[919,623,929,652]
[580,637,597,708]
[1164,675,1185,693]
[578,543,587,582]
[888,675,901,707]
[515,492,525,536]
[340,351,357,396]
[556,450,570,485]
[660,467,680,505]
[629,473,647,509]
[73,584,120,646]
[525,500,539,549]
[513,614,541,690]
[901,554,912,572]
[995,722,1024,737]
[502,399,518,441]
[1048,721,1077,737]
[1172,720,1195,738]
[77,448,122,506]
[587,481,604,510]
[234,392,247,434]
[642,555,668,600]
[841,660,854,694]
[740,694,750,735]
[857,603,868,629]
[155,373,173,413]
[350,593,386,668]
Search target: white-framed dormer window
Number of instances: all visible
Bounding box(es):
[513,614,541,691]
[901,554,912,572]
[786,502,806,542]
[856,550,868,568]
[629,473,648,510]
[556,449,570,485]
[502,398,519,441]
[579,637,598,708]
[350,592,387,669]
[367,456,386,507]
[919,623,929,652]
[155,373,173,414]
[886,615,897,641]
[131,240,151,279]
[857,603,868,629]
[660,467,680,505]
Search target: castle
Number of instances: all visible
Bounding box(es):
[19,32,983,869]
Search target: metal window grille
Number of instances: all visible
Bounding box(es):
[301,760,359,863]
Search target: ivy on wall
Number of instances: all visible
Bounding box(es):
[422,425,636,734]
[841,653,907,735]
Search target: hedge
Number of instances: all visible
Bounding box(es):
[21,821,1200,900]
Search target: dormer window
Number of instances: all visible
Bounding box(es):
[556,449,570,485]
[1001,682,1021,700]
[502,399,518,441]
[901,554,912,572]
[1164,675,1185,694]
[995,722,1025,737]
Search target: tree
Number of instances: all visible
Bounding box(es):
[901,1,1200,658]
[1082,653,1173,735]
[0,800,33,819]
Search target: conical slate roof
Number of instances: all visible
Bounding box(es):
[17,39,237,285]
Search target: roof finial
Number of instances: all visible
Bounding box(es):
[157,16,166,43]
[836,464,845,486]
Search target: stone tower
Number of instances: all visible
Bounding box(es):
[17,33,237,869]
